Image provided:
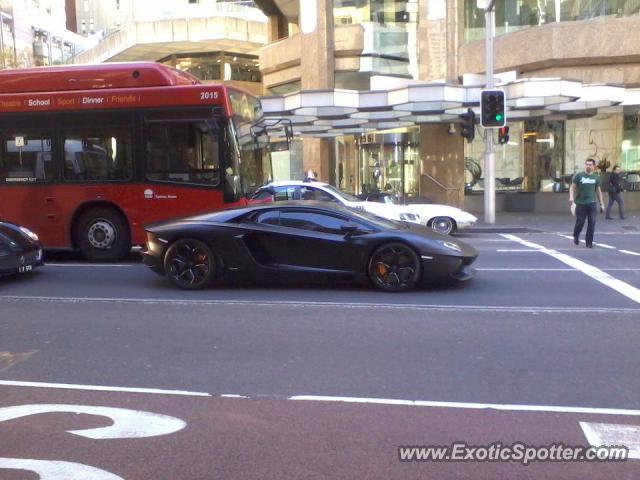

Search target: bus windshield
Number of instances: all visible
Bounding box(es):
[228,89,272,196]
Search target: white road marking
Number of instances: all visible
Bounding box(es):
[496,249,541,252]
[477,268,640,272]
[503,234,640,305]
[0,379,210,397]
[0,404,186,439]
[45,263,136,267]
[580,422,640,460]
[559,234,640,255]
[0,295,639,314]
[478,268,575,271]
[0,459,123,480]
[289,395,640,416]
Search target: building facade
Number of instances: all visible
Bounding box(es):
[0,0,85,69]
[254,0,640,212]
[72,0,268,95]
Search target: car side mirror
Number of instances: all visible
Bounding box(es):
[340,221,361,237]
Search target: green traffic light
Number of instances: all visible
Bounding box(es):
[495,114,503,122]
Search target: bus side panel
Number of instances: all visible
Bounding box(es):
[60,184,236,248]
[0,185,61,245]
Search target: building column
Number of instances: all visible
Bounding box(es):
[300,0,334,182]
[419,124,466,208]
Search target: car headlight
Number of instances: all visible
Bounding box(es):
[19,226,39,242]
[399,212,421,222]
[438,240,462,253]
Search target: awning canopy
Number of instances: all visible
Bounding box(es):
[259,78,640,138]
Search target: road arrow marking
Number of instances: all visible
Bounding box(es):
[580,422,640,460]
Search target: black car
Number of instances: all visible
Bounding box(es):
[0,221,44,276]
[142,202,478,292]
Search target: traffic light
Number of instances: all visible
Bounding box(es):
[481,89,506,127]
[459,108,476,143]
[498,126,510,145]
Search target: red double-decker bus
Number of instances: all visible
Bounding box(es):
[0,62,272,261]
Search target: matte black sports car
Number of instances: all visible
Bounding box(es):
[0,221,44,276]
[142,202,478,292]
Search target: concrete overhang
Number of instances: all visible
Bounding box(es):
[259,77,640,137]
[253,0,298,22]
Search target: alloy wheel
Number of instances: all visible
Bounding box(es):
[164,239,215,290]
[369,243,420,292]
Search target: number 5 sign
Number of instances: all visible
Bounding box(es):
[0,404,187,479]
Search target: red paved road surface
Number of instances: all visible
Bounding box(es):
[1,385,638,479]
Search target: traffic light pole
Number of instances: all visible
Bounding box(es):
[484,1,496,224]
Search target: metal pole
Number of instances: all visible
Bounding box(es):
[484,4,496,224]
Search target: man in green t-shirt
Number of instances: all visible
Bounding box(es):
[569,158,605,248]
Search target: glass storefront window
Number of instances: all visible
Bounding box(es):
[351,129,420,199]
[622,113,640,172]
[464,0,640,43]
[465,122,525,192]
[334,0,414,25]
[162,52,261,83]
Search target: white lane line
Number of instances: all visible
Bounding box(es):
[0,295,639,314]
[478,268,575,271]
[503,234,640,305]
[0,379,210,397]
[289,395,640,416]
[560,234,640,255]
[45,263,136,267]
[477,268,640,272]
[580,422,640,459]
[496,249,542,253]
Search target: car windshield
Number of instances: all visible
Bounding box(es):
[321,184,362,203]
[347,208,406,230]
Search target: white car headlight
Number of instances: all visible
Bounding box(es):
[399,212,421,223]
[19,226,39,242]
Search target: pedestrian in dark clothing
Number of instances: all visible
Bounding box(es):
[570,158,605,248]
[605,165,626,220]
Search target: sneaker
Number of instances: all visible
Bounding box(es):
[586,244,593,248]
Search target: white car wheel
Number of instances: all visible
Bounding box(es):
[430,217,456,235]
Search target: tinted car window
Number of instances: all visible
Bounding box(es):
[280,211,346,234]
[254,210,280,226]
[299,187,338,202]
[274,186,298,201]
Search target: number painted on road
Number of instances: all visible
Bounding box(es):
[0,403,187,479]
[0,458,124,480]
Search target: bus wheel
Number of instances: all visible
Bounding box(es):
[75,208,130,262]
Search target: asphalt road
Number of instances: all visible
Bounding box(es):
[1,231,639,479]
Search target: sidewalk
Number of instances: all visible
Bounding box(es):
[466,212,640,234]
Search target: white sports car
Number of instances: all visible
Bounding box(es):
[250,181,477,235]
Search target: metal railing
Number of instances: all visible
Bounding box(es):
[422,173,459,191]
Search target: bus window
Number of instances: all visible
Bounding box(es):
[62,131,133,182]
[0,134,53,183]
[144,121,221,186]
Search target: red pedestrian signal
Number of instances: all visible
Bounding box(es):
[498,126,510,145]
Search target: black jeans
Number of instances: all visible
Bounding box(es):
[574,203,597,246]
[606,192,625,219]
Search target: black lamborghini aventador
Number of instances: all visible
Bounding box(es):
[142,202,478,291]
[0,221,44,277]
